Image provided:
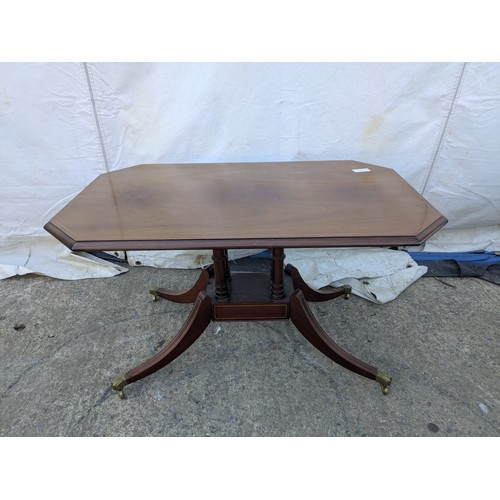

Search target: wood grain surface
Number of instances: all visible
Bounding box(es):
[44,160,447,250]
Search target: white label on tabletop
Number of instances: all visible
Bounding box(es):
[352,168,371,173]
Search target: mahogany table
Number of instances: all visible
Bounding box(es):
[44,160,447,398]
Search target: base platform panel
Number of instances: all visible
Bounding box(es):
[213,303,290,321]
[208,272,293,321]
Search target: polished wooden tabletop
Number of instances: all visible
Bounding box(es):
[44,160,447,251]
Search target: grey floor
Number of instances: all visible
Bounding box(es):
[0,257,498,436]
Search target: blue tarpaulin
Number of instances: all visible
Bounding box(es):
[408,251,500,284]
[408,251,500,264]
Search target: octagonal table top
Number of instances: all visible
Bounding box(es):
[44,160,447,251]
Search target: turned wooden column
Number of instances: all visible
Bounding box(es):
[270,248,286,300]
[213,248,230,300]
[223,249,232,283]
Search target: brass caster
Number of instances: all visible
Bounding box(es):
[376,370,392,396]
[111,374,128,399]
[149,288,159,302]
[342,285,352,300]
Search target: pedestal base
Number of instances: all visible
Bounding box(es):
[112,251,392,399]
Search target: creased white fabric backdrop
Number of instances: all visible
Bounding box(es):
[1,62,499,299]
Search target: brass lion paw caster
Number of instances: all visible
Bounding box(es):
[111,375,128,399]
[149,288,159,302]
[342,285,352,300]
[376,371,392,395]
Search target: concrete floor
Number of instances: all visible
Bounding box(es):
[0,257,498,436]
